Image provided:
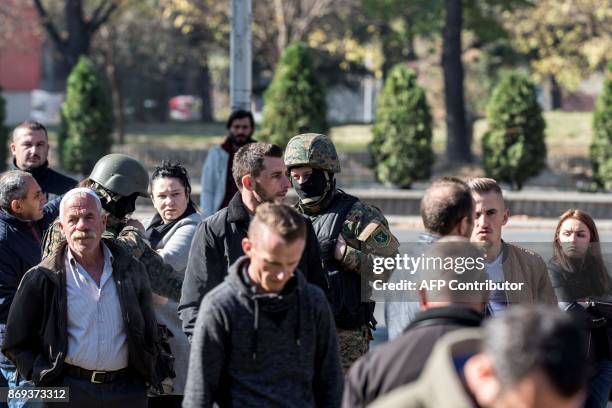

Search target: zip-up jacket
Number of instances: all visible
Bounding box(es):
[1,239,159,385]
[180,192,328,338]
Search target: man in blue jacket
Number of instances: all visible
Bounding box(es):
[0,170,60,403]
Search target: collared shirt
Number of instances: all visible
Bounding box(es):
[64,244,128,371]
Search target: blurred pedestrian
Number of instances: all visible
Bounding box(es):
[200,110,254,217]
[371,306,589,408]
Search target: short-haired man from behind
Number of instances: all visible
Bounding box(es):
[385,177,474,340]
[344,237,488,408]
[200,110,255,217]
[3,189,159,407]
[370,306,589,408]
[183,203,342,408]
[10,121,77,200]
[468,177,557,313]
[180,143,327,338]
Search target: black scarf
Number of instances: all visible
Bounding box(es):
[146,202,197,249]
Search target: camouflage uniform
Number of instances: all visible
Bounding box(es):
[285,133,399,372]
[42,154,184,301]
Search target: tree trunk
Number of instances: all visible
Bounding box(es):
[100,26,125,143]
[273,0,288,61]
[442,0,470,163]
[64,0,89,74]
[550,75,563,110]
[199,56,214,122]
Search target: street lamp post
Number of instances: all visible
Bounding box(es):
[230,0,252,112]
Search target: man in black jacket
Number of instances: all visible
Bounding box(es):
[184,203,342,408]
[179,143,326,338]
[343,237,489,407]
[2,189,158,407]
[10,121,76,200]
[0,170,60,396]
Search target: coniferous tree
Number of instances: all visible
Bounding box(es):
[60,57,113,174]
[590,64,612,190]
[259,42,328,146]
[482,72,546,190]
[370,65,433,188]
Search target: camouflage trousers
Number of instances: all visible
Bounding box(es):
[337,325,372,373]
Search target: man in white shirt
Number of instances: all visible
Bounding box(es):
[3,188,159,407]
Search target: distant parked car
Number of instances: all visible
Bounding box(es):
[169,95,202,121]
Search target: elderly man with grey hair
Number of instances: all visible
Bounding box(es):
[0,170,60,405]
[2,188,159,408]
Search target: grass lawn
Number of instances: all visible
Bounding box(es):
[46,111,593,156]
[331,111,593,156]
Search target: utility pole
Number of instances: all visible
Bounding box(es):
[230,0,252,111]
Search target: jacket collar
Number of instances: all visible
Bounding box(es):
[40,238,130,278]
[419,231,441,243]
[0,209,35,229]
[10,158,50,181]
[227,192,251,224]
[408,329,482,407]
[406,306,484,333]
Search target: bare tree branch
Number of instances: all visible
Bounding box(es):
[32,0,66,51]
[90,0,111,24]
[90,0,120,33]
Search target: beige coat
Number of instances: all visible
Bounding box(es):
[501,242,557,305]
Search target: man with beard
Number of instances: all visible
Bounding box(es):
[200,110,255,218]
[179,143,327,338]
[10,121,77,201]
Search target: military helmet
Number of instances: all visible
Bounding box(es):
[89,154,149,197]
[284,133,341,173]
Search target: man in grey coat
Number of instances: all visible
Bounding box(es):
[183,203,342,408]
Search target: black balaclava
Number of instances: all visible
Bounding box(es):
[291,169,335,214]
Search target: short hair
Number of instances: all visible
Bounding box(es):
[226,109,255,130]
[421,177,473,235]
[12,120,48,141]
[0,170,32,211]
[482,306,588,397]
[467,177,503,196]
[248,203,306,244]
[59,188,103,219]
[232,143,284,189]
[417,236,488,303]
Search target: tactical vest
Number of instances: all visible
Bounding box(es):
[308,191,375,330]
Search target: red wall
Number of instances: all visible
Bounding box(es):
[0,2,42,91]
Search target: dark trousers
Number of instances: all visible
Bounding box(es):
[45,375,146,408]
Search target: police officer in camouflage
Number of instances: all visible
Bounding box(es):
[285,133,399,372]
[41,154,183,301]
